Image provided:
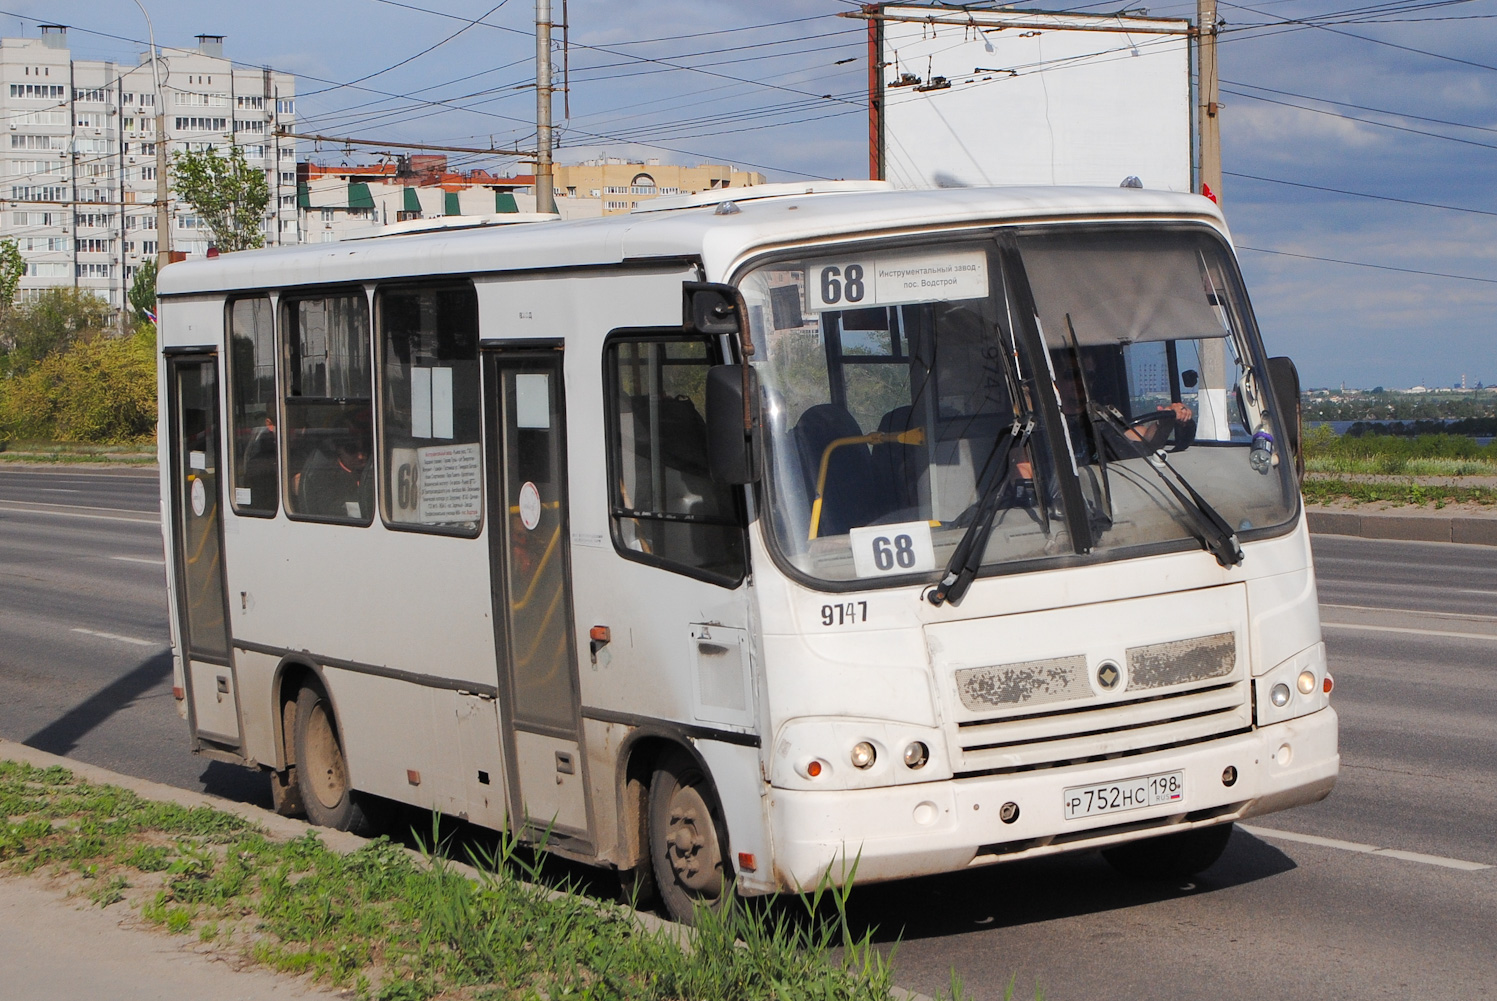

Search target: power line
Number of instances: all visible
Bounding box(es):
[300,0,513,98]
[1238,245,1497,285]
[1221,0,1497,73]
[1221,78,1497,136]
[1226,171,1497,218]
[1221,87,1497,150]
[276,129,529,157]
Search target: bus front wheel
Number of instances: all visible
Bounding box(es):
[293,681,385,836]
[648,748,733,925]
[1102,822,1234,881]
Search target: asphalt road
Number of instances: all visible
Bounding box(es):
[0,464,271,807]
[1,465,1493,999]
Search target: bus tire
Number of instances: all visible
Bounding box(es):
[1102,822,1234,881]
[647,748,734,925]
[293,681,386,836]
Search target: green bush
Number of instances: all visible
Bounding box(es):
[1302,426,1497,475]
[0,324,157,443]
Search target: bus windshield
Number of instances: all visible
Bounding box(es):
[740,227,1298,586]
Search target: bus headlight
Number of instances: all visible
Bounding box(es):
[903,741,929,769]
[1254,642,1329,727]
[850,741,877,769]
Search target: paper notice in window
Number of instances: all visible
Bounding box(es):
[411,368,432,439]
[417,442,482,523]
[431,367,454,439]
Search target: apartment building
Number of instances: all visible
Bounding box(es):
[0,26,297,310]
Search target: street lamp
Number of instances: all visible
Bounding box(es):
[130,0,171,270]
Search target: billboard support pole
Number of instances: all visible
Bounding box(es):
[867,4,882,181]
[1197,0,1221,203]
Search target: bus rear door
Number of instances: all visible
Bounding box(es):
[485,344,593,849]
[165,352,243,754]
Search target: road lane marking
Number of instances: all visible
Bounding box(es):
[110,555,165,565]
[0,500,155,524]
[69,627,160,647]
[1320,580,1497,597]
[1242,825,1492,871]
[1321,603,1497,622]
[1322,622,1497,642]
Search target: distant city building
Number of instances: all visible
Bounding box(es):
[550,158,766,214]
[298,155,766,241]
[0,26,297,309]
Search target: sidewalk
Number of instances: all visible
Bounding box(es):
[0,739,349,1001]
[0,877,341,1001]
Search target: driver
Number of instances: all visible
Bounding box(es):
[1052,350,1193,459]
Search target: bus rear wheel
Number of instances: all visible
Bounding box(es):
[648,749,733,925]
[1102,822,1234,881]
[293,681,386,836]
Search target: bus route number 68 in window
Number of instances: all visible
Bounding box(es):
[848,521,936,578]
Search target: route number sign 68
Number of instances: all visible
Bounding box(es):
[848,521,936,578]
[808,260,875,311]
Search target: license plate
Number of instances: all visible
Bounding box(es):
[1063,770,1184,820]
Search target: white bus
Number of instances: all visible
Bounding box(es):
[157,182,1337,922]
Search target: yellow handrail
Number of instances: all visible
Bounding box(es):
[807,427,925,540]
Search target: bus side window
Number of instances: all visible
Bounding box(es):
[604,333,746,586]
[375,283,482,535]
[227,296,278,516]
[281,291,374,524]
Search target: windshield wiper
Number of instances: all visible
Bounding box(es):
[1090,404,1244,568]
[928,416,1033,606]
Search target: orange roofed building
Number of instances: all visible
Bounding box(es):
[297,155,765,241]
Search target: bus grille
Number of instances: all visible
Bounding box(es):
[950,632,1251,777]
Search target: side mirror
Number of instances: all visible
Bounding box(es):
[1267,355,1304,479]
[684,282,741,335]
[706,364,761,485]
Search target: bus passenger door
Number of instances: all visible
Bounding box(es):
[485,346,592,847]
[166,354,242,752]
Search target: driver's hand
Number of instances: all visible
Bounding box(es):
[1160,402,1193,422]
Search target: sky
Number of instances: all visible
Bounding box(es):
[18,0,1497,389]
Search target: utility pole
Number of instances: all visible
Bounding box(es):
[535,0,556,215]
[1197,0,1221,204]
[131,0,171,269]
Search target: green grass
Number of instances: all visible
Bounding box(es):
[0,441,155,465]
[0,759,989,1001]
[1302,476,1497,508]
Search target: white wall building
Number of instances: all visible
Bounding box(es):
[0,25,297,310]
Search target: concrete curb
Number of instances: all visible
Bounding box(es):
[1306,508,1497,546]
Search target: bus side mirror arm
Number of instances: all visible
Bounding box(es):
[1267,355,1305,480]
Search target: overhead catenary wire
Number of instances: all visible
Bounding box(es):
[1238,246,1497,285]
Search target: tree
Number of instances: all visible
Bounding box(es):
[0,238,22,309]
[171,144,270,252]
[0,288,111,377]
[129,258,158,324]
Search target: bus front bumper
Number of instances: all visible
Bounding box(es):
[765,707,1337,892]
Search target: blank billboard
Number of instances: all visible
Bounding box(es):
[875,7,1194,192]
